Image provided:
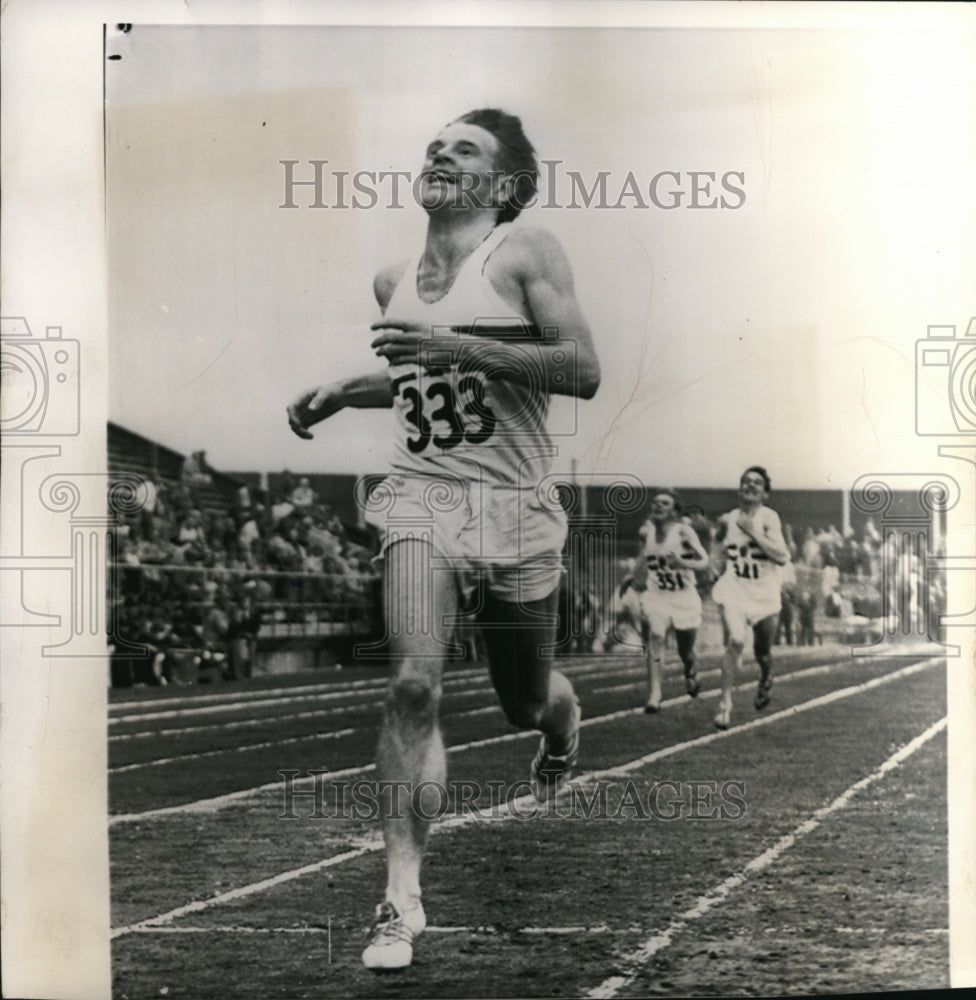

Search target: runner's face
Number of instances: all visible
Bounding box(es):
[419,122,506,214]
[739,472,767,504]
[650,494,676,522]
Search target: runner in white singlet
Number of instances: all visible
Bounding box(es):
[710,466,790,730]
[287,109,600,971]
[620,489,709,712]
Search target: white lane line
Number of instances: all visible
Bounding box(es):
[111,688,381,725]
[109,658,644,727]
[586,714,948,999]
[109,675,390,713]
[107,661,646,764]
[108,729,357,774]
[579,657,942,785]
[108,659,514,714]
[110,846,376,939]
[110,661,943,938]
[110,699,501,757]
[108,645,844,715]
[121,923,613,936]
[109,703,376,742]
[109,672,471,725]
[591,665,721,698]
[110,677,528,742]
[108,656,937,825]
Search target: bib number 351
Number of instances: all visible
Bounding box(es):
[395,373,497,453]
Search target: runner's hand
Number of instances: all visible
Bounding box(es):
[287,386,341,439]
[370,321,457,373]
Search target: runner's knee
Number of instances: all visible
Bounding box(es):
[386,672,440,719]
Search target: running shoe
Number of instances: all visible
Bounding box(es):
[643,698,661,714]
[530,702,581,801]
[362,900,426,971]
[713,705,732,730]
[755,676,772,710]
[684,668,701,699]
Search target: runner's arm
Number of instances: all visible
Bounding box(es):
[672,524,710,570]
[286,263,408,439]
[709,516,730,578]
[287,370,394,440]
[739,510,790,566]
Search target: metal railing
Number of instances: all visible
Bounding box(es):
[108,562,379,642]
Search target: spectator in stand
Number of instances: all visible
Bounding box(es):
[239,506,263,567]
[181,450,213,488]
[782,523,798,563]
[777,559,797,646]
[139,476,159,540]
[176,510,208,563]
[858,531,878,579]
[800,527,821,568]
[226,582,263,679]
[198,583,231,680]
[291,476,316,508]
[863,516,881,546]
[272,498,295,523]
[820,553,841,604]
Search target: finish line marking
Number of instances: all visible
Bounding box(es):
[123,923,614,936]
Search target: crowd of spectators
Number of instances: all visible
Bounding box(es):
[594,510,943,653]
[110,462,945,684]
[779,517,946,643]
[108,460,379,685]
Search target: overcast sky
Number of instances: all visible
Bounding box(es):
[105,20,975,488]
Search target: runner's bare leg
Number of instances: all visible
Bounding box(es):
[376,537,457,913]
[645,629,664,710]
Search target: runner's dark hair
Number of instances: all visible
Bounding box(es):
[455,108,538,223]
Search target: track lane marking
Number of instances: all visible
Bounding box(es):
[109,658,646,727]
[107,656,861,776]
[120,923,615,935]
[109,729,357,774]
[110,658,942,937]
[106,661,657,771]
[108,643,842,715]
[109,655,939,823]
[580,657,942,784]
[586,714,948,999]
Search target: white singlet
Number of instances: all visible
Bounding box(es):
[621,521,703,634]
[711,506,784,623]
[366,223,567,604]
[383,223,556,489]
[639,521,700,595]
